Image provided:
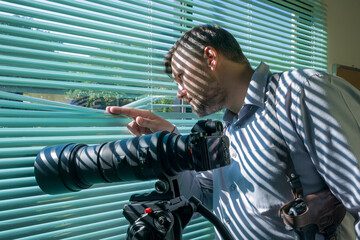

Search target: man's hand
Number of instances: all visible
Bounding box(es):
[106,106,175,136]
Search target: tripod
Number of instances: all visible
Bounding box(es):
[123,175,235,240]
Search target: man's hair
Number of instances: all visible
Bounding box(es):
[164,24,248,74]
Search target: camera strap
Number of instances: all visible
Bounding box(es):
[272,73,303,199]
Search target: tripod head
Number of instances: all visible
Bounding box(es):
[123,179,192,240]
[123,175,235,240]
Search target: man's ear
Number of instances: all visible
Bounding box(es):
[204,46,217,71]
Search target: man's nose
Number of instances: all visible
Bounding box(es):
[177,84,187,99]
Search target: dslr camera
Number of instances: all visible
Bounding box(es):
[34,119,234,240]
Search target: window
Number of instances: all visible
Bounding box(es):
[0,0,327,239]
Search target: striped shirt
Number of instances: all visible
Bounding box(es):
[179,62,360,239]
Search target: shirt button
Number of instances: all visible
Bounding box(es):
[230,149,237,158]
[230,183,236,191]
[225,217,231,224]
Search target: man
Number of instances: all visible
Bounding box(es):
[107,25,360,239]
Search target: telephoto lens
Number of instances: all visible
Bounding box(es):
[34,119,230,195]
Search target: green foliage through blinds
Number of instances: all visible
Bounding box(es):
[0,0,327,239]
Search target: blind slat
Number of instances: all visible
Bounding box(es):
[6,0,183,37]
[0,55,167,80]
[0,34,164,64]
[0,45,165,72]
[0,13,172,50]
[0,182,155,212]
[0,68,174,90]
[0,2,177,43]
[0,25,165,56]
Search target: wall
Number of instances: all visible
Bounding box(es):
[325,0,360,73]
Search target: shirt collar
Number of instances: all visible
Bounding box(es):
[243,62,270,108]
[223,62,270,125]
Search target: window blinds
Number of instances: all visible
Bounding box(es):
[0,0,327,239]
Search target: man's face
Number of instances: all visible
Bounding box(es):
[171,47,226,117]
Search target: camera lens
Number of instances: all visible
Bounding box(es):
[34,120,230,195]
[34,132,193,194]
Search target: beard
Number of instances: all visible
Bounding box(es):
[190,86,227,117]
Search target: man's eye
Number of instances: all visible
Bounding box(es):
[173,73,183,85]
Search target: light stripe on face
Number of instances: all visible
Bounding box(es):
[171,55,209,96]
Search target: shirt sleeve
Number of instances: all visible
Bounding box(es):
[284,71,360,237]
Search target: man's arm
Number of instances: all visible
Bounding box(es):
[280,71,360,237]
[106,106,214,208]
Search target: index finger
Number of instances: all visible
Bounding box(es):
[107,106,152,119]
